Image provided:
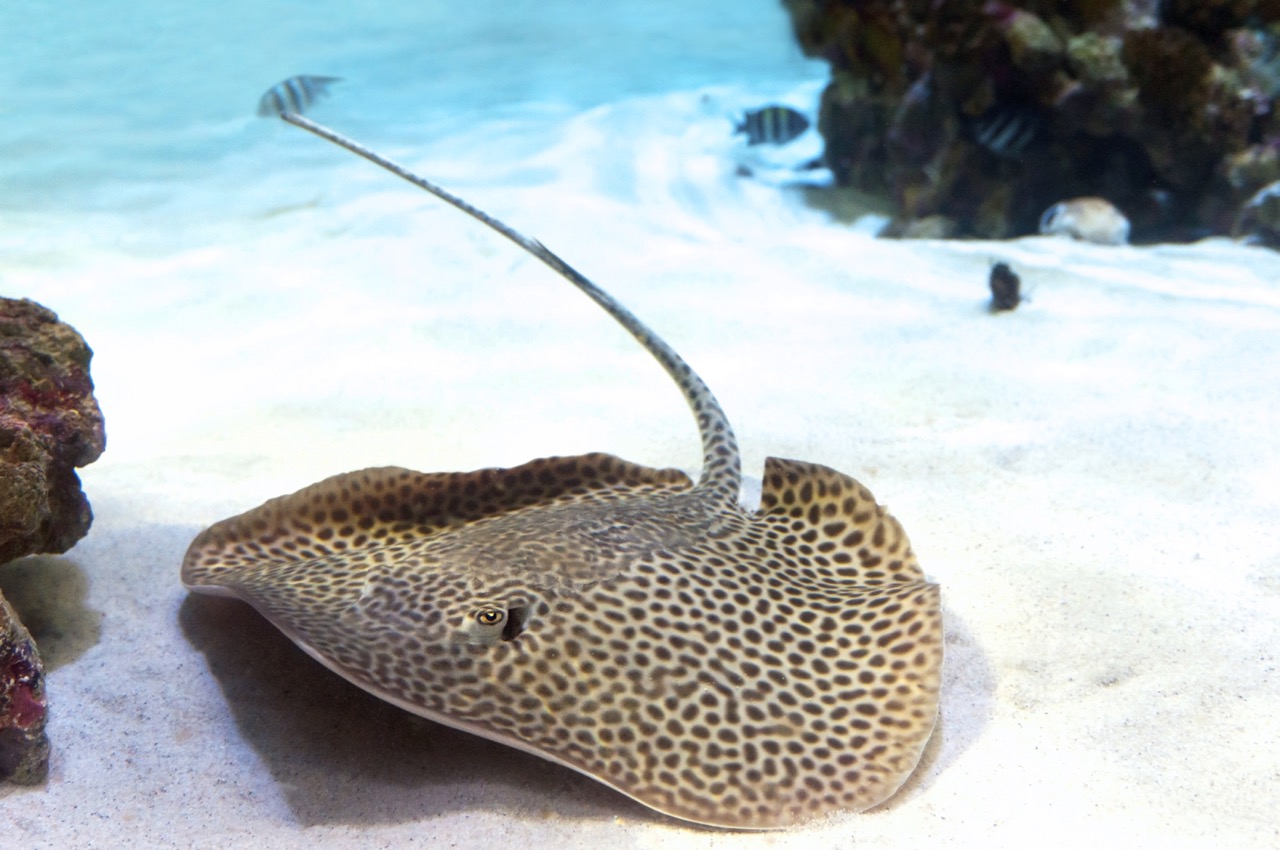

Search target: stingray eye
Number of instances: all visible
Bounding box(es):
[475,608,505,627]
[461,606,529,645]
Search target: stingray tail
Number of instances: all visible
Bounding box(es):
[259,91,742,502]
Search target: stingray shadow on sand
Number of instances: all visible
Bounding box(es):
[179,592,664,828]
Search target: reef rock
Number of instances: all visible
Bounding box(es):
[783,0,1280,242]
[1234,179,1280,244]
[0,297,105,784]
[0,298,105,563]
[0,593,47,784]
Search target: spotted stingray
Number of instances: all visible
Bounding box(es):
[182,81,943,829]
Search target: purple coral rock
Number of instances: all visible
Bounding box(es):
[0,296,105,784]
[0,593,49,784]
[0,298,106,563]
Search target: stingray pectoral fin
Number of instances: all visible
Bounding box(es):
[758,457,927,586]
[181,452,692,592]
[755,456,943,807]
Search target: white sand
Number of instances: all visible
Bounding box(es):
[3,2,1279,847]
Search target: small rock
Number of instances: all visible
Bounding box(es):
[1001,9,1063,77]
[1224,144,1280,192]
[1065,33,1128,87]
[1039,196,1131,245]
[1235,180,1280,246]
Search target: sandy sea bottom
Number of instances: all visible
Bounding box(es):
[3,1,1280,847]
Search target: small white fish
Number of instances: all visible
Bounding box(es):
[256,75,342,118]
[1039,196,1130,245]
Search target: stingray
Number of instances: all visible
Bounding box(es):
[182,80,943,829]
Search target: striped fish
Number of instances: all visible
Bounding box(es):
[257,75,342,118]
[736,105,810,146]
[965,102,1045,159]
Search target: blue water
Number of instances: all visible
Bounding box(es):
[2,1,824,226]
[1,0,843,472]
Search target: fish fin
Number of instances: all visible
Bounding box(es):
[757,456,927,586]
[182,452,692,590]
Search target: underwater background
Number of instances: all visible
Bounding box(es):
[3,0,850,479]
[3,0,827,251]
[3,1,1279,848]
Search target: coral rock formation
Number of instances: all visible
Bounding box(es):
[0,298,105,563]
[0,594,48,784]
[0,297,105,783]
[783,0,1280,242]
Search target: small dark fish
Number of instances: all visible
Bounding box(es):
[989,262,1021,312]
[257,75,342,118]
[736,105,810,146]
[965,103,1045,159]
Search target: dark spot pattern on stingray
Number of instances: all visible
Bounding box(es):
[182,84,943,830]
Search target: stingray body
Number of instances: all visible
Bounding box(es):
[183,87,943,829]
